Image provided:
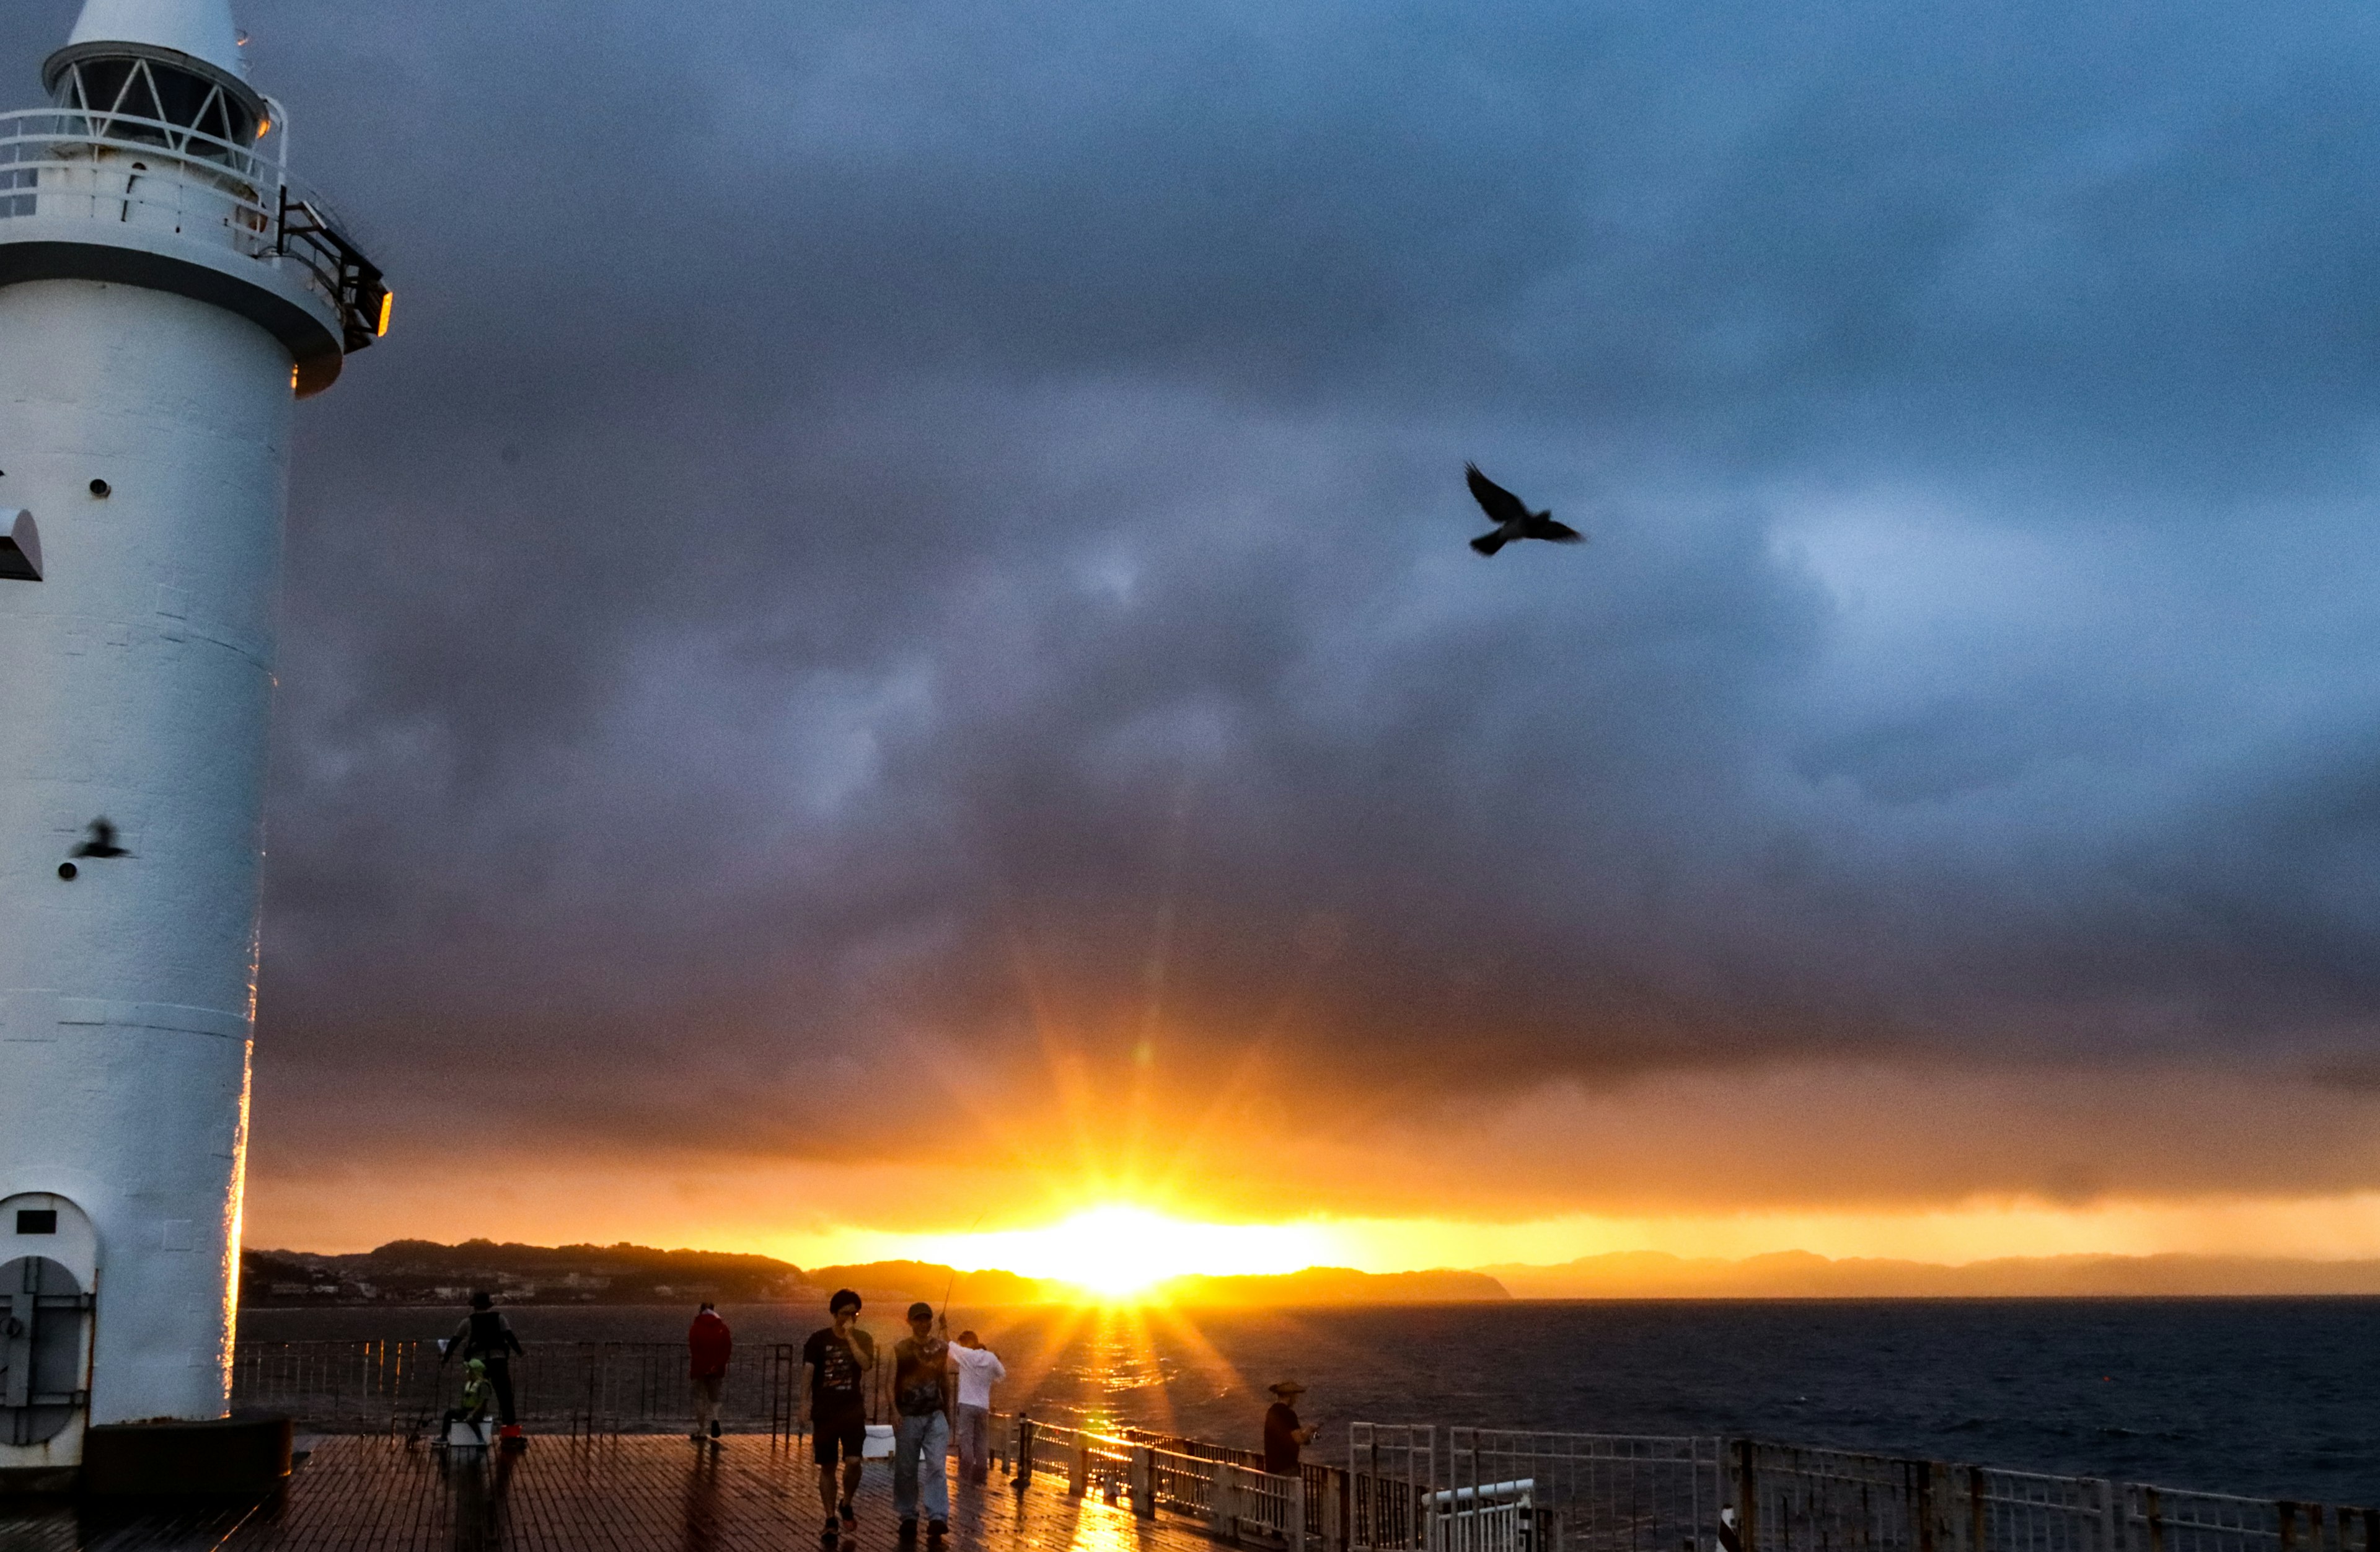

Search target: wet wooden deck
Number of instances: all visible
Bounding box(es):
[0,1434,1228,1552]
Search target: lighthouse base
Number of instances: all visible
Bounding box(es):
[77,1416,292,1499]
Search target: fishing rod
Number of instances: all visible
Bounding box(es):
[938,1210,989,1334]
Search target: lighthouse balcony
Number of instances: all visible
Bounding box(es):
[0,107,387,395]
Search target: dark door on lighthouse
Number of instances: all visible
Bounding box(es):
[0,1255,93,1445]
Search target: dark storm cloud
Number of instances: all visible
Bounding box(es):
[22,0,2380,1170]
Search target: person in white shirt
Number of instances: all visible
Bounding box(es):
[948,1330,1007,1483]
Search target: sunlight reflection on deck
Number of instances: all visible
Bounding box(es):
[4,1433,1246,1552]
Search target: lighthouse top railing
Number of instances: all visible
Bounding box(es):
[0,105,387,353]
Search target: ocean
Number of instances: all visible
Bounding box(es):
[239,1298,2380,1506]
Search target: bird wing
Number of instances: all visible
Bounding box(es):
[1530,518,1585,543]
[1465,464,1530,526]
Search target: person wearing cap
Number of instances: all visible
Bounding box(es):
[949,1329,1007,1483]
[804,1289,878,1545]
[1263,1380,1318,1476]
[890,1300,956,1541]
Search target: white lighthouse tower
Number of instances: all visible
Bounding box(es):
[0,0,385,1485]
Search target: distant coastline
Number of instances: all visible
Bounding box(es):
[239,1239,1507,1308]
[1483,1248,2380,1298]
[242,1238,2380,1309]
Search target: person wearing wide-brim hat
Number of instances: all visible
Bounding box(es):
[1263,1379,1318,1476]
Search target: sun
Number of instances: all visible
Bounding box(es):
[933,1205,1331,1299]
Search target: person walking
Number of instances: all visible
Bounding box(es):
[689,1300,733,1442]
[803,1289,876,1546]
[1263,1379,1317,1476]
[948,1329,1005,1484]
[890,1301,955,1541]
[441,1290,526,1431]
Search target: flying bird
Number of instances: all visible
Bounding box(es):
[1465,463,1584,556]
[71,818,130,858]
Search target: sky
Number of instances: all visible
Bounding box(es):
[14,0,2380,1274]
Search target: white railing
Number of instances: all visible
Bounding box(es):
[1736,1442,2379,1552]
[1355,1423,1439,1552]
[1430,1480,1533,1552]
[1452,1431,1723,1552]
[0,107,385,350]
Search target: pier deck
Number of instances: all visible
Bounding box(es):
[2,1434,1220,1552]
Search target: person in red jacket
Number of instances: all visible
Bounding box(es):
[689,1302,733,1442]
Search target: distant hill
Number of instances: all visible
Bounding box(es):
[1159,1266,1509,1305]
[239,1240,1505,1308]
[1479,1250,2380,1298]
[243,1238,813,1307]
[803,1261,1070,1307]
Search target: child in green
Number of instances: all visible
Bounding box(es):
[444,1357,494,1444]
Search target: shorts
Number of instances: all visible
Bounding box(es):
[812,1405,867,1465]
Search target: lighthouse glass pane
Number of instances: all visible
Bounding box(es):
[15,1209,57,1234]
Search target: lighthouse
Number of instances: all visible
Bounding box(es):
[0,0,385,1485]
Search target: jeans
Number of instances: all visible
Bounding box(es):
[893,1411,951,1522]
[956,1404,991,1481]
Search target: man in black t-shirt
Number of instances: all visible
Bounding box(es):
[803,1289,877,1545]
[1263,1379,1317,1476]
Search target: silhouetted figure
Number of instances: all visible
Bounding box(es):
[804,1289,877,1546]
[1263,1378,1318,1475]
[71,818,129,858]
[950,1329,1005,1483]
[689,1301,732,1442]
[442,1290,525,1430]
[1465,464,1584,555]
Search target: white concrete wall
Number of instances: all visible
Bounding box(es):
[0,277,292,1451]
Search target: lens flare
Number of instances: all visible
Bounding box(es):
[929,1206,1334,1297]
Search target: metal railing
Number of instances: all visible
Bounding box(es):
[1452,1431,1723,1552]
[1736,1445,2380,1552]
[1004,1413,1329,1549]
[1348,1431,2380,1552]
[229,1339,803,1436]
[0,107,386,350]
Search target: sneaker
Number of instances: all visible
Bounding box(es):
[821,1528,839,1547]
[898,1520,919,1541]
[690,1430,706,1442]
[928,1521,948,1540]
[840,1502,859,1527]
[709,1420,721,1439]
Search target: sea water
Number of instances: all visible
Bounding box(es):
[239,1298,2380,1504]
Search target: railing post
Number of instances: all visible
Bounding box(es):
[2142,1488,2164,1552]
[1291,1475,1308,1552]
[1071,1435,1090,1497]
[1217,1461,1241,1542]
[2099,1481,2123,1552]
[1131,1445,1156,1518]
[1016,1416,1034,1491]
[1735,1440,1759,1552]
